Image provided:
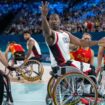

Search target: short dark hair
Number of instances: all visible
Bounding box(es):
[8,41,16,45]
[23,30,30,34]
[49,13,60,19]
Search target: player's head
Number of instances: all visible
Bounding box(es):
[82,33,92,41]
[8,41,16,45]
[49,14,60,30]
[23,31,31,40]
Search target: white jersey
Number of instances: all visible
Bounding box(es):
[47,31,70,67]
[27,37,41,59]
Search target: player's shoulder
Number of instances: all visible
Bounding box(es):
[60,30,72,37]
[27,38,35,44]
[29,37,36,42]
[60,30,69,34]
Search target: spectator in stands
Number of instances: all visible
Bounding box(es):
[2,0,105,35]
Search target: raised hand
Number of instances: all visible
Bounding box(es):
[40,1,49,16]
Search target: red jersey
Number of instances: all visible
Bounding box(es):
[9,44,24,54]
[70,47,92,63]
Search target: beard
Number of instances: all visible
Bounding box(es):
[25,37,30,41]
[50,24,60,30]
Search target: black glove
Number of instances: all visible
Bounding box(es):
[7,66,16,71]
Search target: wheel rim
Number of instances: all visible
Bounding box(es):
[20,60,44,81]
[53,72,98,105]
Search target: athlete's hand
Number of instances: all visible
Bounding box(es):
[24,59,28,63]
[40,1,49,16]
[96,66,102,76]
[7,66,16,71]
[98,37,105,47]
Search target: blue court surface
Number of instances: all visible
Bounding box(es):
[11,83,47,105]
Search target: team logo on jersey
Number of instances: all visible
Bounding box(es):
[63,37,69,43]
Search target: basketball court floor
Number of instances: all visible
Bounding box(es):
[1,57,105,105]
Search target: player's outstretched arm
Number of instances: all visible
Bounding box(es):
[96,46,104,74]
[40,1,52,38]
[97,46,104,67]
[69,33,105,47]
[5,46,9,60]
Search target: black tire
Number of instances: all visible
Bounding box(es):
[0,73,4,105]
[53,71,98,105]
[20,60,44,81]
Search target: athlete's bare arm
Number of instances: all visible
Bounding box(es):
[5,46,10,60]
[97,46,104,69]
[40,2,105,47]
[69,33,105,47]
[69,44,78,51]
[0,51,8,67]
[40,1,55,45]
[25,39,34,59]
[90,50,94,65]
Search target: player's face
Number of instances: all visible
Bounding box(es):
[49,15,60,30]
[24,33,30,40]
[82,34,91,41]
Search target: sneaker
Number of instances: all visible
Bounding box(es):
[98,86,105,97]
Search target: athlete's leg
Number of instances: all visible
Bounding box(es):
[3,73,13,103]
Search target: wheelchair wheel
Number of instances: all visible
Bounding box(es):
[46,77,56,105]
[0,71,13,105]
[53,71,98,105]
[20,60,44,81]
[47,77,56,97]
[0,73,4,105]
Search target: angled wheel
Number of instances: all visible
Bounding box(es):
[53,67,98,105]
[20,60,44,81]
[0,73,4,105]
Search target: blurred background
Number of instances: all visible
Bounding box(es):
[0,1,105,105]
[0,0,105,62]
